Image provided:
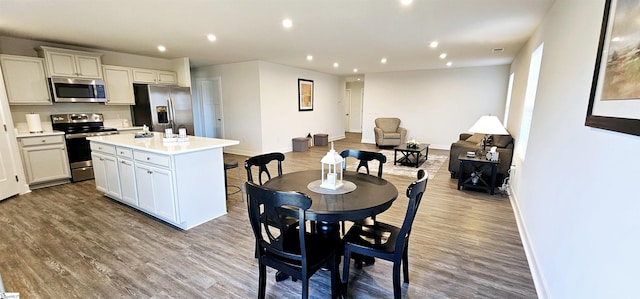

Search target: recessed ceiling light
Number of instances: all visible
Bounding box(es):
[353,68,358,73]
[207,34,217,42]
[429,41,439,48]
[157,45,166,52]
[611,37,621,42]
[439,53,447,59]
[380,58,387,64]
[401,0,413,5]
[282,18,293,28]
[446,61,453,67]
[307,55,313,61]
[333,62,339,68]
[357,78,361,81]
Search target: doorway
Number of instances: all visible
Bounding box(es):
[194,77,223,138]
[345,80,364,133]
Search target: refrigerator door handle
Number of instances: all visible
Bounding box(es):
[167,97,175,129]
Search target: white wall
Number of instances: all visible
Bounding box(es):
[508,0,640,298]
[258,61,344,153]
[362,65,510,149]
[192,61,343,156]
[191,61,261,156]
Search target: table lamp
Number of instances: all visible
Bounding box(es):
[468,115,509,154]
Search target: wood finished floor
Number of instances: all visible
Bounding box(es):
[0,133,536,298]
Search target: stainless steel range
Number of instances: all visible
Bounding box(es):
[51,113,118,182]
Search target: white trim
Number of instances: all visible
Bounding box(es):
[509,185,549,299]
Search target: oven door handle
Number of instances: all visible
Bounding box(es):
[65,131,119,139]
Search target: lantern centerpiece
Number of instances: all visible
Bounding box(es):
[320,142,344,190]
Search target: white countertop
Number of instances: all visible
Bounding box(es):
[87,134,239,155]
[16,130,65,138]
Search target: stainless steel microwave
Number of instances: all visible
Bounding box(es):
[50,77,107,103]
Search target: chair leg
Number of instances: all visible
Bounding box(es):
[392,261,402,299]
[258,263,266,299]
[403,245,409,283]
[302,278,309,299]
[342,246,352,290]
[330,253,339,299]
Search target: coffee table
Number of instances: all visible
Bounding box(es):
[394,143,430,168]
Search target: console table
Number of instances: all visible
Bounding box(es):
[457,154,499,195]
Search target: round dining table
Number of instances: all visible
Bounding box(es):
[262,169,399,237]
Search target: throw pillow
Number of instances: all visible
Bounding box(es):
[493,135,513,148]
[465,133,485,144]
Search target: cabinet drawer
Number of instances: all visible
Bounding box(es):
[116,147,133,158]
[134,150,171,168]
[90,142,116,155]
[20,135,64,146]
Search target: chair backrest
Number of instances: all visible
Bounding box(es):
[395,170,428,255]
[245,181,311,263]
[340,149,386,178]
[244,152,285,185]
[375,118,401,132]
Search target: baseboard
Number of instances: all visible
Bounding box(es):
[508,185,549,299]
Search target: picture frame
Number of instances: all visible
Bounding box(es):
[586,0,640,136]
[298,79,314,111]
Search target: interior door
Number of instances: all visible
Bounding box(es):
[196,78,223,138]
[344,89,351,132]
[0,68,20,200]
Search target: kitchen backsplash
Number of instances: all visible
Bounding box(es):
[11,103,132,132]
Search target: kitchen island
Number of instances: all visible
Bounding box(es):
[87,134,239,230]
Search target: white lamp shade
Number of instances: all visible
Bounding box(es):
[469,115,509,135]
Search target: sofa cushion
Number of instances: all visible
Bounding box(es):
[465,133,485,144]
[492,135,513,148]
[383,132,401,139]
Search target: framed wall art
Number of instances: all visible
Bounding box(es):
[586,0,640,136]
[298,79,314,111]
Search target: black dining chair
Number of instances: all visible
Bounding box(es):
[340,149,386,178]
[341,169,428,299]
[244,152,299,280]
[244,152,285,185]
[245,182,341,299]
[339,149,387,233]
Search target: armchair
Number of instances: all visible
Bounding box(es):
[374,118,407,147]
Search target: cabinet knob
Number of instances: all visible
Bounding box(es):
[147,170,152,174]
[41,140,46,142]
[146,157,150,161]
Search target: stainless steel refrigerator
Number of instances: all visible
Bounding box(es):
[131,84,194,134]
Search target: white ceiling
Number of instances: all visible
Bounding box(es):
[0,0,554,76]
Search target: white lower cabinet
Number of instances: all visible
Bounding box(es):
[117,157,138,206]
[134,162,176,222]
[19,134,71,188]
[91,151,121,199]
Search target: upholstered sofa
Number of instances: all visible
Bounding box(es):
[448,133,514,182]
[374,118,407,147]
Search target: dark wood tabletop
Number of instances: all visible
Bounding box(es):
[262,170,399,223]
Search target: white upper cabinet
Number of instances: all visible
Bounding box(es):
[132,68,177,85]
[103,65,135,105]
[37,46,103,79]
[0,55,52,105]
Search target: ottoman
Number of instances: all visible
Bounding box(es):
[292,137,309,152]
[314,134,328,146]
